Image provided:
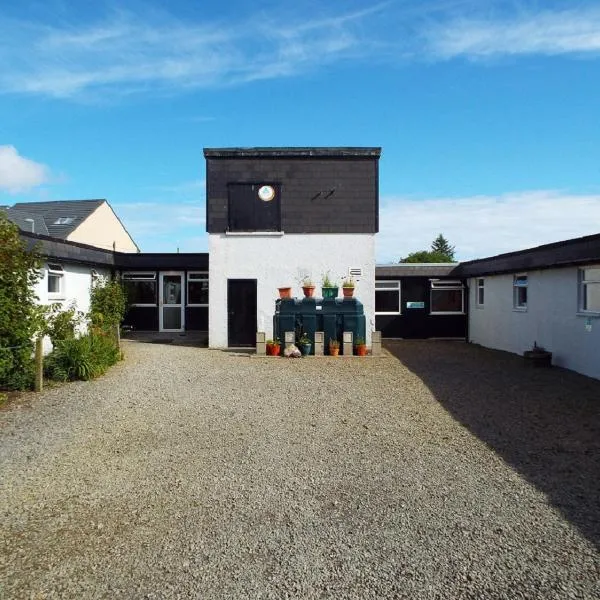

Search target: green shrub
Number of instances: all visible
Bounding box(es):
[90,280,126,334]
[44,333,120,382]
[44,302,83,346]
[0,211,44,390]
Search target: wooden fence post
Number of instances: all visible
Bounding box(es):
[115,323,121,353]
[34,337,43,392]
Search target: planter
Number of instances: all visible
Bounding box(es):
[329,346,340,357]
[299,342,312,356]
[355,344,368,356]
[266,343,281,356]
[278,287,292,299]
[322,286,338,299]
[342,286,355,298]
[524,350,552,367]
[302,286,316,298]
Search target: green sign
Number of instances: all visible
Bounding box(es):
[406,301,425,309]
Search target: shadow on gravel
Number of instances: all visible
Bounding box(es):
[385,340,600,550]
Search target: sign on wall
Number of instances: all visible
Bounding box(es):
[406,301,425,309]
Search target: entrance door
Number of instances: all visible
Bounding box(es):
[159,272,184,332]
[227,279,257,347]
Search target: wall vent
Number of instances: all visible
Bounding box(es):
[349,268,363,277]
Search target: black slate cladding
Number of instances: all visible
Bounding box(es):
[204,147,381,234]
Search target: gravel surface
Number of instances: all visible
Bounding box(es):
[1,340,599,599]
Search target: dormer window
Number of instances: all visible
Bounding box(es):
[54,217,75,225]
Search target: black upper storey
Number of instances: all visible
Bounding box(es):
[204,147,381,234]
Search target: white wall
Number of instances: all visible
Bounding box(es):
[35,262,112,353]
[209,233,376,347]
[469,266,600,380]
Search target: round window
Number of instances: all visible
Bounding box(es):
[258,185,275,202]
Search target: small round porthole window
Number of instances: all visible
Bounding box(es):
[258,185,275,202]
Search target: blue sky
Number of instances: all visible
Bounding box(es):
[1,0,600,261]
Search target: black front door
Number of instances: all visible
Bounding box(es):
[227,279,257,347]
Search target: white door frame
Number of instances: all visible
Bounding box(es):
[159,271,185,332]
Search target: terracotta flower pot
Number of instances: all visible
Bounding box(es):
[266,343,281,356]
[302,286,316,298]
[278,287,292,299]
[329,346,340,357]
[355,344,368,356]
[342,287,354,298]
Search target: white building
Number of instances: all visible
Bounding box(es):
[457,233,600,380]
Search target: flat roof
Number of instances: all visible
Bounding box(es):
[203,147,381,159]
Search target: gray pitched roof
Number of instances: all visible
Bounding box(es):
[3,207,50,235]
[11,199,104,239]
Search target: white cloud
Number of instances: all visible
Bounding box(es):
[426,7,600,59]
[0,145,50,193]
[377,190,600,263]
[0,6,382,99]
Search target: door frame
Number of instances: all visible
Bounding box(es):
[159,271,185,332]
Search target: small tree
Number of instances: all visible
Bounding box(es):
[89,278,126,334]
[0,211,44,389]
[431,234,455,261]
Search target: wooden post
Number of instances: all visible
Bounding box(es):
[115,323,121,351]
[34,337,43,392]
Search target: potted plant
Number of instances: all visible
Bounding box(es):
[301,276,316,298]
[354,336,368,356]
[298,333,312,356]
[278,287,292,299]
[342,277,355,298]
[321,272,338,299]
[329,338,340,357]
[266,338,281,356]
[523,341,552,367]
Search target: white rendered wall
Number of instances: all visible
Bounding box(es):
[468,266,600,380]
[34,262,111,353]
[209,233,376,348]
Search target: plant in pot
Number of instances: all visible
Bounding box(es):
[278,287,292,299]
[300,276,316,298]
[354,336,368,356]
[321,272,338,299]
[342,276,356,298]
[329,338,340,357]
[298,333,312,356]
[266,338,281,356]
[523,341,552,367]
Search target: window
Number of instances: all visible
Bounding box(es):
[122,272,157,305]
[430,280,464,314]
[53,217,75,225]
[187,272,209,306]
[228,183,281,232]
[513,274,528,310]
[579,267,600,313]
[47,263,64,297]
[476,278,485,307]
[375,280,401,314]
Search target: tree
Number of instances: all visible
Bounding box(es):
[399,234,456,263]
[0,211,44,389]
[431,234,455,261]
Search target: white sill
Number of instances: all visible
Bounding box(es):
[375,312,402,316]
[225,231,284,237]
[513,307,527,312]
[48,294,66,301]
[577,312,600,318]
[430,312,465,316]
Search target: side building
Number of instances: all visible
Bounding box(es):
[454,233,600,380]
[204,147,381,348]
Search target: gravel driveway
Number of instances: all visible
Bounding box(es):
[1,340,599,599]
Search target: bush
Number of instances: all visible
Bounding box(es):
[44,302,83,347]
[90,280,126,334]
[44,333,120,382]
[0,211,44,390]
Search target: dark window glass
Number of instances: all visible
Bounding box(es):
[376,290,400,313]
[123,280,156,304]
[188,279,209,305]
[431,289,463,312]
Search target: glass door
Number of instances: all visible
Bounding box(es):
[159,272,184,331]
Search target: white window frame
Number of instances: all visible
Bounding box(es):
[375,280,401,315]
[513,274,528,311]
[187,271,209,307]
[47,263,65,299]
[476,278,485,308]
[430,279,465,315]
[578,266,600,315]
[121,272,157,306]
